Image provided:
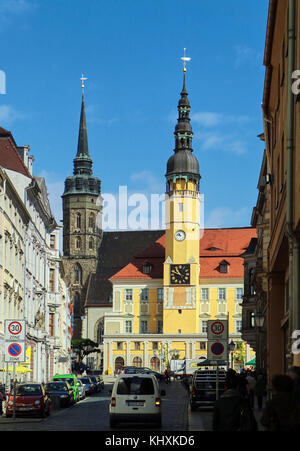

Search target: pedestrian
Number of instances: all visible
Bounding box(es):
[287,366,300,403]
[237,371,248,400]
[213,374,257,431]
[260,374,300,431]
[0,390,4,416]
[254,373,267,410]
[246,371,256,408]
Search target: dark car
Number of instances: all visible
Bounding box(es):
[190,370,226,410]
[120,366,138,374]
[45,381,74,408]
[88,375,102,392]
[79,377,96,395]
[139,370,165,382]
[6,383,51,418]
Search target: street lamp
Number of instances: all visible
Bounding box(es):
[254,311,265,328]
[228,340,235,369]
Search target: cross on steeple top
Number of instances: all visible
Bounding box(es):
[181,48,191,73]
[80,74,88,92]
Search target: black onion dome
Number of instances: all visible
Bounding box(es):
[167,150,200,176]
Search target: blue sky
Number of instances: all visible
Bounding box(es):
[0,0,269,231]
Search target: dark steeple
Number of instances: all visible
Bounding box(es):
[166,68,200,180]
[63,87,101,197]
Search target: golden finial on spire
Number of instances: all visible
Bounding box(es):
[80,74,88,93]
[181,48,191,72]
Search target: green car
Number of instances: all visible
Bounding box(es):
[52,374,80,402]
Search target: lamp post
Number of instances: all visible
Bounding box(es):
[228,340,235,369]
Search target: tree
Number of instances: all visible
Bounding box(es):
[71,338,101,364]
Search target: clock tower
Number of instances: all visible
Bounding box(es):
[163,61,201,335]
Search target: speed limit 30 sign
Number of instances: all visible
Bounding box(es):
[207,320,228,341]
[5,320,26,341]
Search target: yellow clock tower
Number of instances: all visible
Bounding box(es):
[163,60,201,335]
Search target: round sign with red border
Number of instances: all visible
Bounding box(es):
[210,342,225,356]
[210,321,225,335]
[8,321,23,336]
[8,343,22,357]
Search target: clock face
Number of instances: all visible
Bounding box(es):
[170,264,190,285]
[175,230,186,241]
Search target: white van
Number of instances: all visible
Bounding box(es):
[109,373,166,427]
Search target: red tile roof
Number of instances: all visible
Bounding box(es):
[0,128,32,178]
[110,227,256,280]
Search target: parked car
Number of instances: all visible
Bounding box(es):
[6,383,51,418]
[77,380,86,400]
[189,370,226,410]
[79,377,96,395]
[120,366,138,374]
[109,373,166,427]
[52,374,79,402]
[44,381,74,408]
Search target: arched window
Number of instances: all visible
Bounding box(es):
[74,263,82,284]
[150,356,160,371]
[73,292,81,317]
[88,213,95,230]
[133,357,142,368]
[76,213,81,229]
[97,318,104,344]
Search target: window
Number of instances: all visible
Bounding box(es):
[49,269,55,292]
[116,377,154,395]
[76,213,81,229]
[157,288,163,301]
[117,342,123,350]
[157,320,163,334]
[201,321,208,334]
[201,288,209,300]
[134,342,141,350]
[218,288,226,300]
[152,342,158,350]
[125,320,132,334]
[199,341,206,351]
[50,235,56,249]
[235,320,242,334]
[219,261,228,274]
[140,320,148,334]
[74,263,82,284]
[88,213,95,230]
[143,263,152,274]
[141,288,148,301]
[125,289,133,301]
[179,203,183,212]
[76,237,81,250]
[89,238,94,250]
[236,287,244,301]
[49,313,55,336]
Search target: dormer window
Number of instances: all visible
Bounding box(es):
[143,262,152,275]
[219,260,229,274]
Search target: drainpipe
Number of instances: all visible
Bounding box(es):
[286,0,300,366]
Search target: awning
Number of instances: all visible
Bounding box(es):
[245,357,256,366]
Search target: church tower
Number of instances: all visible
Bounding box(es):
[163,59,201,335]
[62,80,102,338]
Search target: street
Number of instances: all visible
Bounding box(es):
[0,379,216,432]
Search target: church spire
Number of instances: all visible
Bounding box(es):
[166,50,200,180]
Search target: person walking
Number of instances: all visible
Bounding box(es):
[260,374,300,431]
[213,374,257,431]
[246,371,257,408]
[254,373,267,410]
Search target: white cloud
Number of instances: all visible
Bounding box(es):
[0,105,26,125]
[197,131,247,155]
[234,45,262,69]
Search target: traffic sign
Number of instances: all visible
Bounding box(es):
[5,320,26,341]
[207,340,228,361]
[4,341,26,363]
[207,320,228,341]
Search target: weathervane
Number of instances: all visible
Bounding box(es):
[181,48,191,72]
[80,74,88,93]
